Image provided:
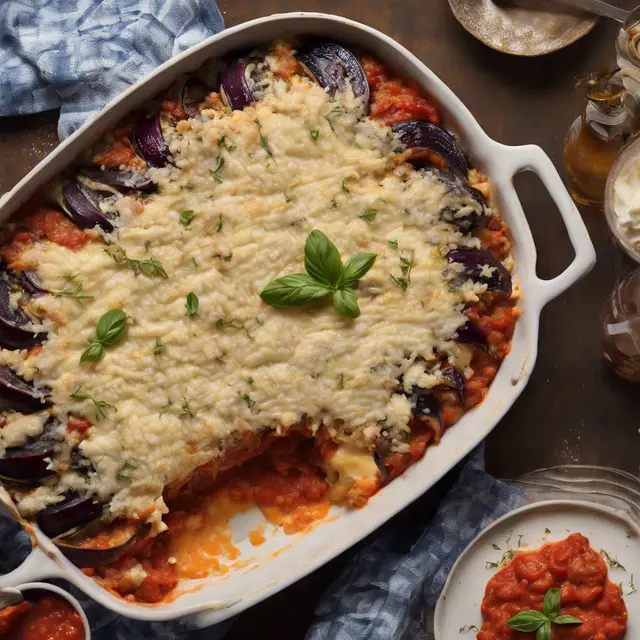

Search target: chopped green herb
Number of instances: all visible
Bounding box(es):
[492,544,501,551]
[180,209,196,227]
[106,245,168,279]
[390,274,408,291]
[239,392,256,410]
[181,179,197,191]
[216,318,246,332]
[379,198,388,204]
[185,292,199,316]
[217,135,226,147]
[284,194,292,204]
[387,239,398,250]
[192,258,198,268]
[486,561,499,569]
[628,574,638,595]
[341,180,349,193]
[330,198,337,209]
[70,386,117,421]
[80,309,127,363]
[144,240,151,253]
[181,397,195,418]
[211,156,225,183]
[260,134,272,157]
[327,105,342,117]
[216,215,223,233]
[600,549,626,571]
[52,284,94,305]
[359,208,377,223]
[353,142,361,149]
[153,338,164,357]
[310,129,320,141]
[459,626,480,634]
[117,458,139,481]
[339,373,344,389]
[223,253,233,262]
[544,528,551,535]
[227,143,237,153]
[256,316,265,325]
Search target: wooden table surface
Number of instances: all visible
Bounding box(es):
[2,1,639,637]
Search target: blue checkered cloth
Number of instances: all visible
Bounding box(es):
[0,0,224,140]
[0,5,525,635]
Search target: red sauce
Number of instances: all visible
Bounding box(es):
[66,417,92,434]
[479,533,628,640]
[0,595,85,640]
[360,55,441,126]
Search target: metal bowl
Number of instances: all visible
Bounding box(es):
[449,0,598,56]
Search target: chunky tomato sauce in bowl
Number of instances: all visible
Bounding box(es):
[0,584,89,640]
[479,533,627,639]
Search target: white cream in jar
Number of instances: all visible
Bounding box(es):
[613,156,640,246]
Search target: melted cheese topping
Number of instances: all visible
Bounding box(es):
[7,77,486,520]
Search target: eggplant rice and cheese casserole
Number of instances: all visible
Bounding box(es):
[0,40,518,602]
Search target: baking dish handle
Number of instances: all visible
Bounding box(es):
[498,143,596,307]
[0,546,61,588]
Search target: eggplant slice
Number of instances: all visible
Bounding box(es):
[296,41,370,109]
[219,56,256,111]
[0,279,46,350]
[37,492,103,539]
[0,366,50,414]
[448,249,512,295]
[61,181,114,232]
[131,112,171,168]
[392,120,469,176]
[0,419,57,483]
[78,167,155,192]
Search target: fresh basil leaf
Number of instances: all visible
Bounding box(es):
[185,292,199,316]
[340,253,376,286]
[332,288,360,318]
[96,309,127,346]
[553,616,583,625]
[304,230,342,286]
[260,274,331,307]
[542,588,561,619]
[506,611,547,632]
[80,340,105,364]
[536,621,551,640]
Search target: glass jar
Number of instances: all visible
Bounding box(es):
[601,267,640,382]
[564,72,638,208]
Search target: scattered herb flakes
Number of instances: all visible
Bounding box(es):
[353,142,362,149]
[52,284,94,305]
[310,129,320,141]
[260,135,272,157]
[359,208,378,223]
[339,373,344,389]
[117,458,139,481]
[185,292,199,316]
[192,258,198,268]
[379,198,388,204]
[600,549,626,572]
[387,239,398,250]
[284,193,292,204]
[390,274,408,291]
[181,179,197,191]
[239,392,256,410]
[216,215,223,233]
[106,245,168,279]
[180,209,196,227]
[153,338,164,357]
[210,156,225,183]
[181,397,195,418]
[341,180,349,193]
[485,561,499,570]
[223,253,233,262]
[70,386,117,421]
[217,135,226,147]
[544,528,551,535]
[330,198,338,209]
[627,574,638,595]
[256,315,265,325]
[144,240,151,252]
[492,544,501,551]
[216,319,250,339]
[327,105,342,117]
[227,143,237,153]
[459,626,480,633]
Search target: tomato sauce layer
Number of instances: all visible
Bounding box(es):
[479,533,627,639]
[0,595,84,640]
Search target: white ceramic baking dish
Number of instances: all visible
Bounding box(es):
[0,12,595,628]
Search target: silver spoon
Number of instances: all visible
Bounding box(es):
[0,587,23,610]
[551,0,628,22]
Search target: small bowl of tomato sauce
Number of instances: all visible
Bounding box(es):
[0,582,89,640]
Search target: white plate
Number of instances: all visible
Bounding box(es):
[435,500,640,638]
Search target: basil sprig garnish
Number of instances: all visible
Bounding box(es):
[80,309,127,363]
[507,588,581,639]
[260,230,375,319]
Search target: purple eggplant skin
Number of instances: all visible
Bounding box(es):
[411,385,442,424]
[448,249,512,296]
[0,280,46,350]
[61,181,114,233]
[373,452,389,486]
[36,493,103,539]
[131,112,171,168]
[219,56,255,111]
[54,520,142,568]
[0,419,57,483]
[79,167,155,193]
[0,365,50,414]
[441,366,466,405]
[454,321,488,352]
[296,41,370,108]
[392,120,469,176]
[15,270,47,298]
